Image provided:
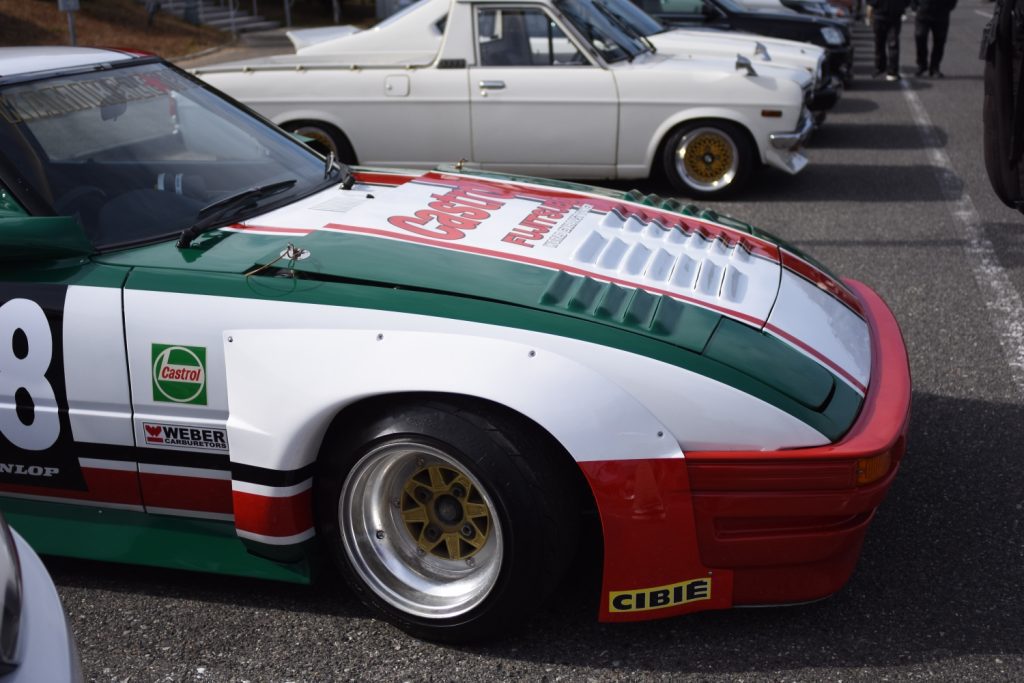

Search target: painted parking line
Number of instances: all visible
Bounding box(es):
[899,80,1024,396]
[975,9,993,18]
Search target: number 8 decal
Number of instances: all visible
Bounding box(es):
[0,298,60,450]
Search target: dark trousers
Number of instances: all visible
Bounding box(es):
[915,16,950,72]
[873,14,903,75]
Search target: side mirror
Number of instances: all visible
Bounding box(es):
[0,215,93,262]
[735,54,758,76]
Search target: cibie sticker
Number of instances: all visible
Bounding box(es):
[608,577,712,613]
[143,422,227,452]
[152,344,207,405]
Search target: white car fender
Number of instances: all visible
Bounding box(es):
[221,328,683,475]
[633,106,762,170]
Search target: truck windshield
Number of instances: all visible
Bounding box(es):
[0,59,332,251]
[555,0,649,62]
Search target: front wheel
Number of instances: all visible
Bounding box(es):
[316,400,578,642]
[662,121,754,199]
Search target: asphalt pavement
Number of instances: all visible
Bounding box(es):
[47,4,1024,681]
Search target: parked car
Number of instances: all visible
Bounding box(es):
[289,0,841,122]
[739,0,852,21]
[0,513,81,682]
[0,46,910,643]
[636,0,855,83]
[566,0,841,120]
[198,0,816,198]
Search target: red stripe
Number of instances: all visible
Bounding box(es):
[233,489,314,538]
[781,251,865,318]
[765,323,867,395]
[0,467,141,506]
[321,222,767,327]
[139,472,233,515]
[352,171,420,186]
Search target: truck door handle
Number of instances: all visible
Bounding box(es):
[478,80,506,90]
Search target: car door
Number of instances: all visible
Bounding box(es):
[468,5,619,178]
[0,192,139,514]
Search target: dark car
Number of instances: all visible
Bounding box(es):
[634,0,854,83]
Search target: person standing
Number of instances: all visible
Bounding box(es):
[913,0,957,76]
[867,0,912,80]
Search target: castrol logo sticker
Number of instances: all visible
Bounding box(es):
[152,344,207,405]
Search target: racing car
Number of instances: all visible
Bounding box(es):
[0,47,910,642]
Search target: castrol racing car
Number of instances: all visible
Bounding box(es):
[0,47,910,642]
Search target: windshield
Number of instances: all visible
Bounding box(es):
[0,60,331,250]
[555,0,649,62]
[592,0,665,36]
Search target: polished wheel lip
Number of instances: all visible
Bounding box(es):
[339,441,503,620]
[674,127,739,192]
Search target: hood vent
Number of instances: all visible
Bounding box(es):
[541,270,720,353]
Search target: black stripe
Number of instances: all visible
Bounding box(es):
[136,449,231,470]
[231,461,316,487]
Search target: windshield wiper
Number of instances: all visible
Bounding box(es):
[176,179,297,248]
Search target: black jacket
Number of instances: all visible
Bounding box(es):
[868,0,911,17]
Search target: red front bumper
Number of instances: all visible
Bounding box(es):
[580,279,911,622]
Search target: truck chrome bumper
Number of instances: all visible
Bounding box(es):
[769,112,814,150]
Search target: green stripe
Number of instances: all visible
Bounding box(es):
[1,498,311,584]
[126,254,861,440]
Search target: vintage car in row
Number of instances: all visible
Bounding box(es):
[0,47,910,642]
[197,0,818,198]
[637,0,855,83]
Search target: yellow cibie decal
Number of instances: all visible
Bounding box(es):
[608,577,712,613]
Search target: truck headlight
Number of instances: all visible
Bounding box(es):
[820,26,844,46]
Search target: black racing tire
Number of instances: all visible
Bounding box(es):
[282,120,356,164]
[661,120,754,199]
[315,398,579,643]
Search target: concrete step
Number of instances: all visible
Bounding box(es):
[238,27,294,46]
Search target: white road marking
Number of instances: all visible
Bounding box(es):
[975,9,993,18]
[901,81,1024,396]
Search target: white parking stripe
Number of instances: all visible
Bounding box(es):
[900,81,1024,396]
[975,10,993,18]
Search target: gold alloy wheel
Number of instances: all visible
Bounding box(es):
[401,464,491,561]
[339,441,503,619]
[674,127,739,191]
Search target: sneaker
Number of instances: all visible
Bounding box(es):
[885,73,900,81]
[930,69,944,78]
[915,67,928,77]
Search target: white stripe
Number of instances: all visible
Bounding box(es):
[975,10,993,18]
[901,81,1024,396]
[139,463,232,480]
[0,492,144,512]
[236,527,315,545]
[79,458,137,472]
[145,507,234,522]
[231,478,312,497]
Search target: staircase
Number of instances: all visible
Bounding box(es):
[141,0,281,34]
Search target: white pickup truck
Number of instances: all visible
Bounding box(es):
[198,0,815,197]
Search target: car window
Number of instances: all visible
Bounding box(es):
[0,61,330,250]
[477,8,586,66]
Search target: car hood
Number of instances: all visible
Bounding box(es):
[650,27,824,70]
[101,168,870,416]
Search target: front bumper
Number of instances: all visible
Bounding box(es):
[770,111,815,151]
[581,279,910,622]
